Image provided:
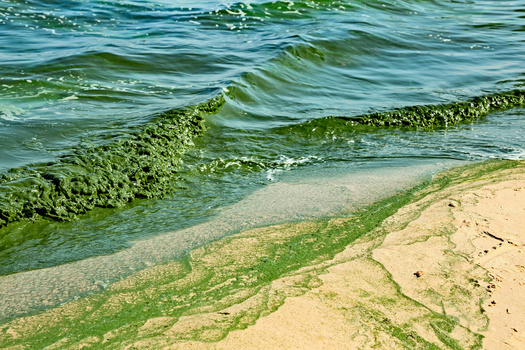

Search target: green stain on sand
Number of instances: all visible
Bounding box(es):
[2,160,521,348]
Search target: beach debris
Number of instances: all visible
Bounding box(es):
[482,230,505,242]
[448,201,459,207]
[414,270,424,278]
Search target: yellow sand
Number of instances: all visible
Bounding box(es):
[164,167,525,349]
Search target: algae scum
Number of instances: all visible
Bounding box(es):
[1,90,524,229]
[1,160,522,349]
[0,96,224,227]
[1,0,525,250]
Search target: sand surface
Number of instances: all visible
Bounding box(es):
[173,168,525,349]
[1,161,524,349]
[169,163,525,350]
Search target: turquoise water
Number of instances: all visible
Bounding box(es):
[0,0,524,279]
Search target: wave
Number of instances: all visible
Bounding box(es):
[1,83,525,230]
[1,0,525,231]
[2,88,525,229]
[277,90,525,136]
[0,95,224,227]
[338,89,525,127]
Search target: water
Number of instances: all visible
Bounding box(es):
[0,0,524,317]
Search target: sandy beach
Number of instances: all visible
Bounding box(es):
[1,160,524,349]
[167,162,525,349]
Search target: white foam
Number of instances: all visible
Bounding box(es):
[59,94,79,101]
[506,150,525,160]
[0,104,25,121]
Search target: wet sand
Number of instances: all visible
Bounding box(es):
[1,160,524,349]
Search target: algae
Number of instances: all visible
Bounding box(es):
[339,89,525,128]
[2,160,522,348]
[0,95,224,228]
[0,175,418,348]
[1,89,523,229]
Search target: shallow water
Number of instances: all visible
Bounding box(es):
[0,0,524,314]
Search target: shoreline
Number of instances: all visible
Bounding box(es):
[0,159,452,321]
[1,160,524,349]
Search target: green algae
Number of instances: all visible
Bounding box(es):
[340,89,525,128]
[334,254,484,350]
[0,95,224,228]
[0,179,419,348]
[2,160,523,349]
[1,89,523,230]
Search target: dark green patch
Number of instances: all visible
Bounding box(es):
[339,89,525,127]
[0,95,224,228]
